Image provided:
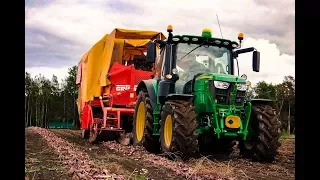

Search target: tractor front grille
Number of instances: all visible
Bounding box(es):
[208,80,246,106]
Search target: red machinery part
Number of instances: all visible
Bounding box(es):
[107,62,154,106]
[81,103,93,130]
[80,62,154,131]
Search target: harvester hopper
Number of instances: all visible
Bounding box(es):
[76,28,166,144]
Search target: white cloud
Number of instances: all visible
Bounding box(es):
[25,67,69,82]
[25,0,294,86]
[236,38,294,86]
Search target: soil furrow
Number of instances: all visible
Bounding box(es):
[50,129,184,180]
[25,129,71,180]
[28,127,124,180]
[48,129,295,180]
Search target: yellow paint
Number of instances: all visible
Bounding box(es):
[136,102,146,141]
[195,75,213,81]
[164,115,173,147]
[225,115,241,129]
[202,28,212,33]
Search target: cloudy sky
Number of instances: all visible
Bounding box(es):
[25,0,294,85]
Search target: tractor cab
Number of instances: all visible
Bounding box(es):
[146,26,260,104]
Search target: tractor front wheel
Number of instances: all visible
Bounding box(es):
[132,90,160,153]
[160,100,199,159]
[238,104,282,162]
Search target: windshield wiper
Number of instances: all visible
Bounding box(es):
[179,42,205,60]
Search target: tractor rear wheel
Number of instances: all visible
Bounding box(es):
[238,104,282,162]
[199,135,236,156]
[160,100,199,159]
[132,90,160,153]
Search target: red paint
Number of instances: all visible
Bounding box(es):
[80,62,153,131]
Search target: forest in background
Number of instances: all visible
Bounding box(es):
[25,66,295,134]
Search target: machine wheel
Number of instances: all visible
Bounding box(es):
[238,104,282,162]
[81,129,89,139]
[132,90,160,153]
[160,100,199,159]
[199,135,236,156]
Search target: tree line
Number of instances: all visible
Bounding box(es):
[25,66,295,134]
[247,75,295,134]
[25,66,79,129]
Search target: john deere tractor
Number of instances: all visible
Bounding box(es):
[132,25,282,162]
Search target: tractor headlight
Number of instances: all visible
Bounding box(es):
[237,83,247,91]
[172,68,178,74]
[214,81,230,89]
[165,74,172,79]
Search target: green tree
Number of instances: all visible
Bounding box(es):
[276,76,295,134]
[254,81,277,101]
[61,66,79,128]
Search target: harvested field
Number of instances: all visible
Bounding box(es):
[25,127,295,180]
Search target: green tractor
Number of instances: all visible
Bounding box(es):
[132,25,282,162]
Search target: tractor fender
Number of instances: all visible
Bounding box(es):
[136,80,157,108]
[247,98,273,106]
[165,94,195,102]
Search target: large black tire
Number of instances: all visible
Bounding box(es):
[160,100,199,159]
[132,90,160,153]
[238,104,282,162]
[199,135,236,156]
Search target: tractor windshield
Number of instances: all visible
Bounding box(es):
[175,43,232,83]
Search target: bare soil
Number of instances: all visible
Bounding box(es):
[25,129,71,180]
[50,129,182,180]
[25,128,295,180]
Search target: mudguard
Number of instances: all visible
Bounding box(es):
[136,80,157,108]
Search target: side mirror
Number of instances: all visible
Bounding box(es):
[234,47,254,57]
[252,51,260,72]
[146,42,156,63]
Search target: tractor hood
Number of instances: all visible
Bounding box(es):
[195,73,247,83]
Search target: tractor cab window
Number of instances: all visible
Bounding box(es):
[175,43,232,93]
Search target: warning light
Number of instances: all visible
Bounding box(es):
[238,32,244,41]
[202,28,212,38]
[167,25,173,32]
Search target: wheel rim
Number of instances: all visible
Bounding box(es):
[136,102,146,141]
[164,115,173,147]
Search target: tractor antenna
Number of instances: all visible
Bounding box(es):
[216,14,223,38]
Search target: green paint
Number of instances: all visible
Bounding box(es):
[243,102,252,140]
[193,73,251,140]
[196,73,246,83]
[202,31,212,38]
[48,122,73,129]
[152,79,161,136]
